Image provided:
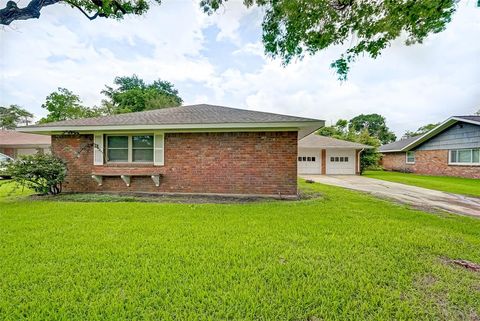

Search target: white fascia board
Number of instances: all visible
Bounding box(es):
[17,121,324,135]
[452,117,480,126]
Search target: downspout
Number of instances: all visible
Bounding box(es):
[358,148,365,175]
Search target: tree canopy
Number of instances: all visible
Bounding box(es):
[101,75,183,114]
[39,88,102,124]
[0,105,34,129]
[403,123,440,138]
[1,0,463,79]
[349,114,396,144]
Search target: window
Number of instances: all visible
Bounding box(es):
[298,156,316,162]
[107,136,128,162]
[330,156,350,163]
[106,135,154,163]
[132,135,154,162]
[449,149,480,165]
[406,151,415,164]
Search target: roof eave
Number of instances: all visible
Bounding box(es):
[18,120,325,137]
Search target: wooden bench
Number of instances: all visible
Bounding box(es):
[91,171,163,187]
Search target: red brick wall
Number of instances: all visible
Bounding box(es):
[382,150,480,179]
[0,148,15,158]
[52,131,298,196]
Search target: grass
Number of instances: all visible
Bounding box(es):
[1,180,480,320]
[364,170,480,197]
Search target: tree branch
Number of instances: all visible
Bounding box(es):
[0,0,60,25]
[63,0,100,20]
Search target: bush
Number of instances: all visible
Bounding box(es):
[7,154,66,195]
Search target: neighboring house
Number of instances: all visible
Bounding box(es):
[380,116,480,179]
[297,134,371,175]
[19,104,324,197]
[0,130,51,158]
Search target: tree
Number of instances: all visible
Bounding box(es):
[403,123,440,138]
[0,0,159,26]
[0,105,34,129]
[6,154,66,195]
[317,119,349,139]
[39,88,101,124]
[356,129,381,174]
[348,114,396,145]
[101,75,183,114]
[2,0,463,80]
[204,0,460,79]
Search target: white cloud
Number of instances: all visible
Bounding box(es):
[202,2,480,136]
[0,0,479,137]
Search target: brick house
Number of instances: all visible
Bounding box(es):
[19,104,323,197]
[380,116,480,179]
[0,130,51,158]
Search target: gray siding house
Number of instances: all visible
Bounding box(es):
[380,116,480,179]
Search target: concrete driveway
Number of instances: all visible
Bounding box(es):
[300,175,480,217]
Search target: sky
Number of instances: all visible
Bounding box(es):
[1,0,479,137]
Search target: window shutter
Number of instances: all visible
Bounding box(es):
[154,133,164,166]
[94,134,104,165]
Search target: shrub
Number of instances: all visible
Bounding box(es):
[7,154,66,195]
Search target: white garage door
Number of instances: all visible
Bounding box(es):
[298,150,321,174]
[326,149,356,175]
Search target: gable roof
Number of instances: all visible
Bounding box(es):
[380,115,480,153]
[379,135,421,152]
[0,130,51,148]
[299,134,372,149]
[18,104,324,138]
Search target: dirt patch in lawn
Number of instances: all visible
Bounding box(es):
[28,189,322,204]
[440,257,480,273]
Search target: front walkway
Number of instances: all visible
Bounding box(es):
[301,175,480,217]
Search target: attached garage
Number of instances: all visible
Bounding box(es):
[298,134,370,175]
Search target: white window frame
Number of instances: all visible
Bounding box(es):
[448,148,480,166]
[406,151,415,164]
[105,134,154,164]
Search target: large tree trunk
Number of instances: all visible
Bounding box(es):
[0,0,60,25]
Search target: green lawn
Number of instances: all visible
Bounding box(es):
[364,170,480,198]
[1,181,480,320]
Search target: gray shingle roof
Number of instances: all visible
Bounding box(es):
[26,104,321,128]
[379,135,421,152]
[299,134,372,149]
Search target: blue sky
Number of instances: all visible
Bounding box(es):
[1,0,479,136]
